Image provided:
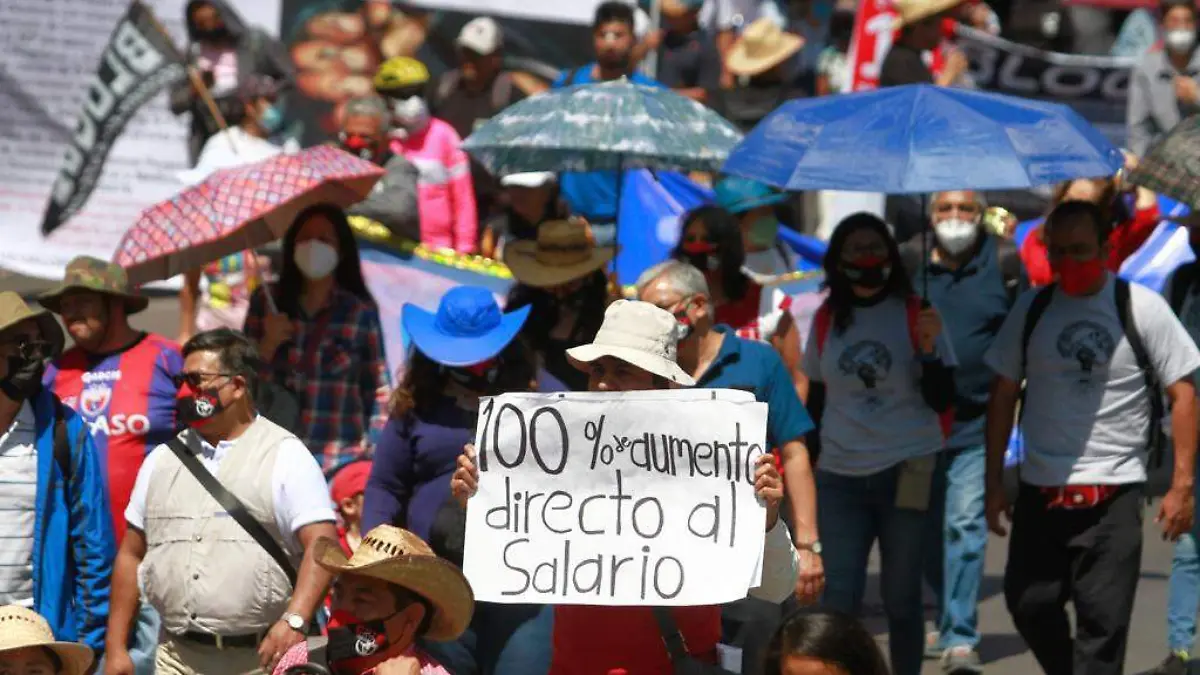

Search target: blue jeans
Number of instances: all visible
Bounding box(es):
[817,466,937,675]
[420,602,552,675]
[924,444,987,650]
[1167,463,1200,653]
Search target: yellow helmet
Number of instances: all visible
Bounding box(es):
[374,57,431,94]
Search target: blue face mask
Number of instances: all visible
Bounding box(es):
[259,104,284,134]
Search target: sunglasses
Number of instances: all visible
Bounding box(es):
[172,371,234,389]
[0,338,51,361]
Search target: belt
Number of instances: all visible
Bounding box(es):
[175,630,263,650]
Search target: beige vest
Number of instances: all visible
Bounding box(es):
[140,417,299,636]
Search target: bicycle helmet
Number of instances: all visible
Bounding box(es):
[374,57,431,96]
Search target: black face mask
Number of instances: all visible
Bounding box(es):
[174,385,226,428]
[444,360,502,393]
[326,613,394,664]
[840,257,892,290]
[0,345,49,402]
[195,25,231,43]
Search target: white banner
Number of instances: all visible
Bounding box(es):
[463,390,769,606]
[0,0,280,281]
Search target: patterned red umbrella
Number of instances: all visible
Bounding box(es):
[114,145,385,286]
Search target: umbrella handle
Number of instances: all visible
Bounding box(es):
[244,245,278,314]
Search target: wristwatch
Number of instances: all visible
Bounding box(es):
[281,612,308,633]
[796,540,823,555]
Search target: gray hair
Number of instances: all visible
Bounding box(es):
[927,190,988,216]
[635,260,710,298]
[343,95,391,130]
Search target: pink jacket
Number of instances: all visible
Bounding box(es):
[390,118,478,254]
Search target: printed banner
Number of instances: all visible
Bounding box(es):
[847,0,896,91]
[463,391,769,606]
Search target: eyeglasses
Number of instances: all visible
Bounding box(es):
[0,336,50,360]
[172,371,234,389]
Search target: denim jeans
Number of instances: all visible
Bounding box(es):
[1167,462,1200,653]
[817,465,939,675]
[420,602,553,675]
[924,444,987,650]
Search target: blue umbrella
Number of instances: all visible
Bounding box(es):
[722,84,1124,194]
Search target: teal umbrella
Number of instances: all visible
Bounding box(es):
[462,79,743,175]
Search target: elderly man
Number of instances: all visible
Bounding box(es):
[105,329,337,675]
[897,191,1023,674]
[0,292,113,654]
[339,95,421,241]
[451,300,799,674]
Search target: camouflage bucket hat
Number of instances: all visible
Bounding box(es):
[39,256,149,315]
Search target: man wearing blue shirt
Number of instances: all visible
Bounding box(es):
[554,1,663,239]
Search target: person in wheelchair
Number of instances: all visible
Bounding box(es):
[274,525,473,675]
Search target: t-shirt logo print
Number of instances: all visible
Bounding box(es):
[1055,320,1117,387]
[838,340,893,410]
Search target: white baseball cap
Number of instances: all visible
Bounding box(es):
[457,17,503,55]
[500,172,557,188]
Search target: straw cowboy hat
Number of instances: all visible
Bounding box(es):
[503,219,617,289]
[0,292,65,359]
[313,525,474,641]
[39,256,149,315]
[725,18,805,77]
[0,606,94,675]
[893,0,964,28]
[567,299,695,386]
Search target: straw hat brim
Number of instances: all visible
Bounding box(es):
[566,342,696,386]
[0,641,93,675]
[502,243,616,288]
[39,285,149,315]
[895,0,964,27]
[725,32,805,77]
[313,536,475,641]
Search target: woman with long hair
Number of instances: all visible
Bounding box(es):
[243,204,389,470]
[800,213,956,675]
[764,608,891,675]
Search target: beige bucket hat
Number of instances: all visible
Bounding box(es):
[566,299,695,386]
[725,18,805,77]
[0,606,94,675]
[0,292,65,359]
[502,219,616,289]
[894,0,965,28]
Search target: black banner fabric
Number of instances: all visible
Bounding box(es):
[39,1,186,235]
[955,25,1138,144]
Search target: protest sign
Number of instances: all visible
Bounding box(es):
[463,391,769,606]
[847,0,896,92]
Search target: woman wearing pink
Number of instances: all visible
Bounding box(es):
[374,57,478,254]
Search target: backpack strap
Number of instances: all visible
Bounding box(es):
[1169,261,1200,315]
[813,301,833,356]
[994,236,1023,304]
[51,399,77,491]
[1115,278,1166,467]
[1021,284,1056,375]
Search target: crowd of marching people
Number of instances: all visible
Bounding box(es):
[9,0,1200,674]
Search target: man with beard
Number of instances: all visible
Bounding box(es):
[339,95,421,241]
[553,2,663,245]
[0,292,114,656]
[42,257,182,673]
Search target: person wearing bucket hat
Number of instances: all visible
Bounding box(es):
[0,293,115,655]
[361,288,542,675]
[504,220,616,392]
[714,176,800,280]
[271,525,471,675]
[450,299,799,674]
[0,606,95,675]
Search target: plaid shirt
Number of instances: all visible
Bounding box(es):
[246,286,390,471]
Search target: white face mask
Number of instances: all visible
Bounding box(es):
[933,218,980,256]
[391,96,430,131]
[1166,28,1196,53]
[294,240,339,280]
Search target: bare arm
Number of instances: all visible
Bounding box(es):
[771,314,809,404]
[178,269,202,344]
[1159,379,1199,540]
[105,527,147,662]
[287,521,339,621]
[780,439,817,545]
[984,375,1021,536]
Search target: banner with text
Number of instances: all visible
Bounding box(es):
[847,0,896,91]
[463,391,769,606]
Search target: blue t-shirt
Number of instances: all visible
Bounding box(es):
[551,65,664,223]
[695,325,814,448]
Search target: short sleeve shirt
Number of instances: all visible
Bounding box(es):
[984,276,1200,486]
[879,43,933,87]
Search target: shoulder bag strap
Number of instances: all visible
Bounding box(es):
[651,607,691,663]
[164,434,298,586]
[1115,278,1166,466]
[1170,262,1199,315]
[1021,284,1056,375]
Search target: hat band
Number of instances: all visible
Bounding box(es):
[534,243,593,267]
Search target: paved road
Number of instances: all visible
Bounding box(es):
[0,271,1189,674]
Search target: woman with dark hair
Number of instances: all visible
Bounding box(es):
[243,204,390,470]
[800,213,956,675]
[361,286,550,675]
[764,608,891,675]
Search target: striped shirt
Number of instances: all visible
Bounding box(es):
[0,403,38,607]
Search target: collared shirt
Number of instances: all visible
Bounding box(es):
[694,325,814,448]
[244,286,391,471]
[1128,46,1200,156]
[0,402,36,607]
[125,427,335,554]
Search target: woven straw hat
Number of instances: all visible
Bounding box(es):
[725,19,805,77]
[0,606,94,675]
[313,525,474,641]
[894,0,964,27]
[502,219,616,288]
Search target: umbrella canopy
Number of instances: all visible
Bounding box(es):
[114,146,385,286]
[722,84,1124,194]
[463,79,743,175]
[1128,114,1200,209]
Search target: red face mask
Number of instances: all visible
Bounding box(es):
[1054,257,1106,296]
[681,240,717,255]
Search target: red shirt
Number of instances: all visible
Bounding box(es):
[1019,203,1161,287]
[549,605,721,674]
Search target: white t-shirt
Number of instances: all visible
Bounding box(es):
[985,276,1200,486]
[125,433,336,555]
[0,403,37,607]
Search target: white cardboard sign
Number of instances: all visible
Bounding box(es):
[463,390,769,606]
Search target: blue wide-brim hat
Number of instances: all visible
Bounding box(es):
[403,286,531,367]
[714,176,788,214]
